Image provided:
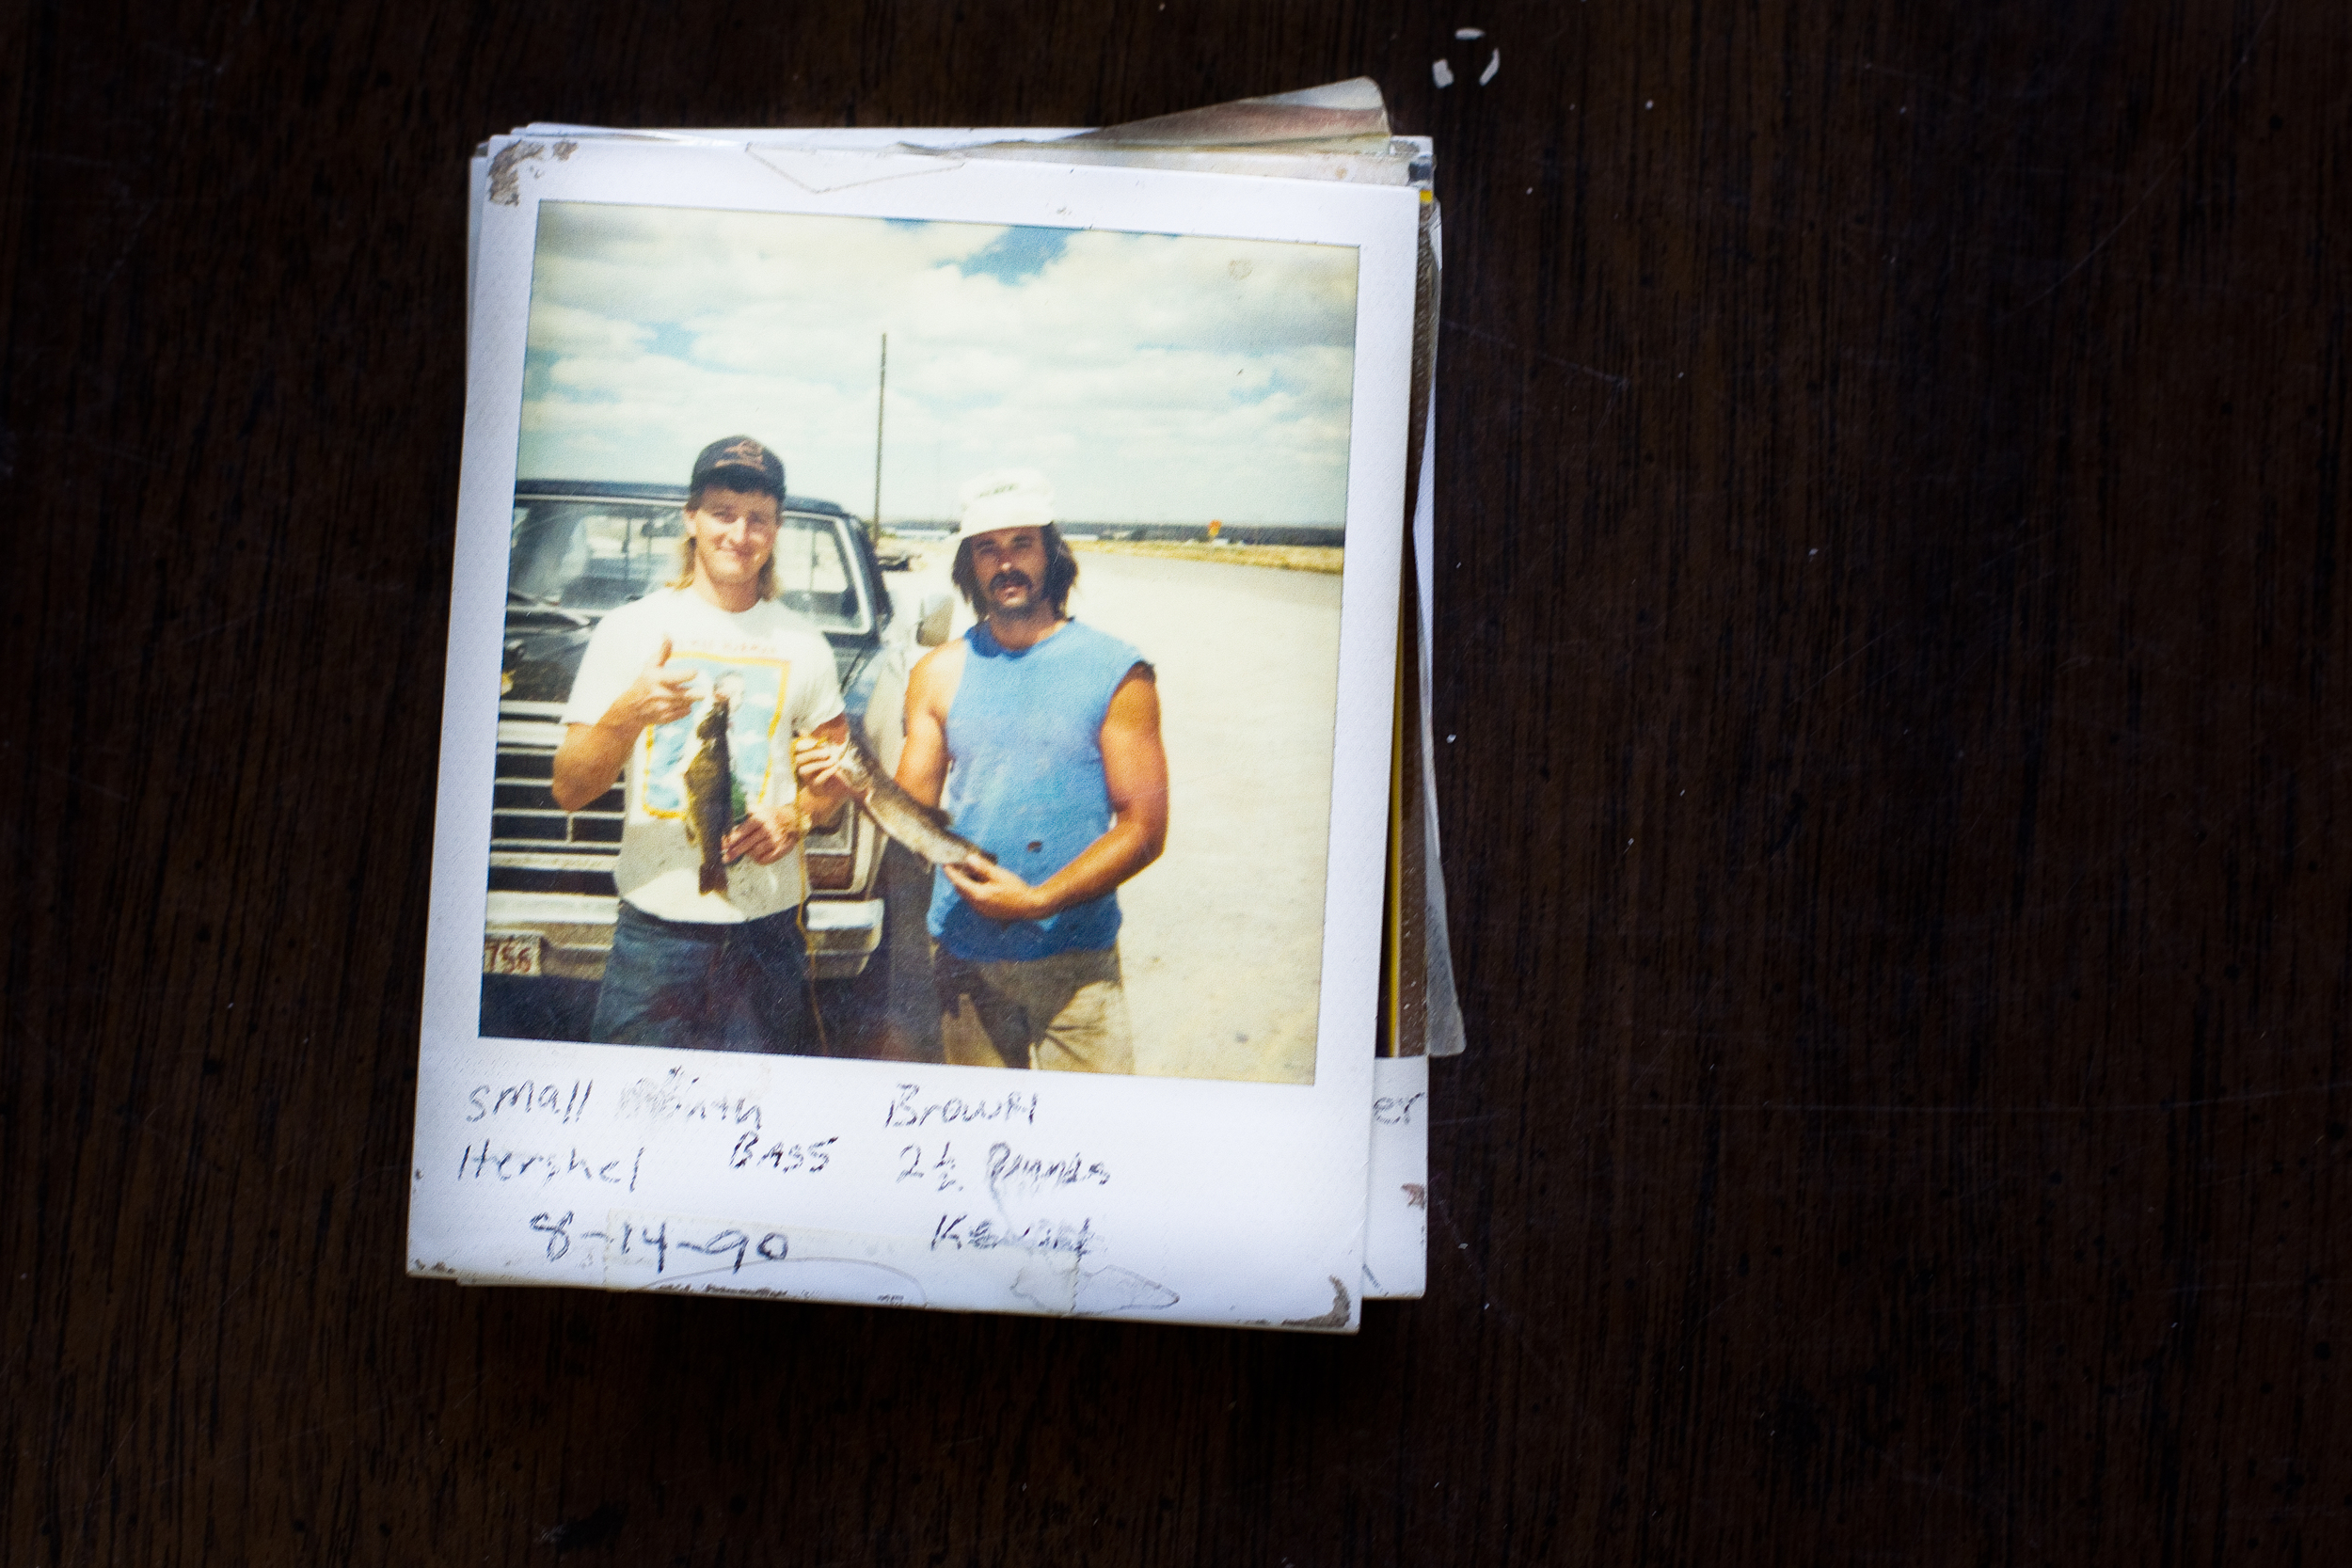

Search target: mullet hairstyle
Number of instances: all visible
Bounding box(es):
[952,524,1080,620]
[670,482,782,600]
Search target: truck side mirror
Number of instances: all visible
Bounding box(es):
[916,589,954,647]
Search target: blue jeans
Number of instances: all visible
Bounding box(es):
[590,901,823,1054]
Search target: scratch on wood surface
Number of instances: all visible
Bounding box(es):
[1633,1084,2352,1114]
[1444,317,1633,388]
[1998,0,2280,320]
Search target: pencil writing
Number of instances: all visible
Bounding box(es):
[529,1211,788,1274]
[456,1140,643,1190]
[728,1132,839,1175]
[465,1078,594,1124]
[984,1141,1110,1199]
[930,1212,1096,1260]
[883,1082,1040,1130]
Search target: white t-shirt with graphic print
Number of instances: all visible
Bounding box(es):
[561,588,844,923]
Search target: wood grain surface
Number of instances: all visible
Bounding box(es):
[5,2,2347,1561]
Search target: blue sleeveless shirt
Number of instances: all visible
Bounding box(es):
[928,619,1148,961]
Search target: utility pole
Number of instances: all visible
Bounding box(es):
[869,333,887,546]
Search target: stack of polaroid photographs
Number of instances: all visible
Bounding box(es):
[411,82,1458,1330]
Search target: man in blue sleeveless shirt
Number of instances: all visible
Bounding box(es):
[895,469,1168,1072]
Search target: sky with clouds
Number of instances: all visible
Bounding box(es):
[517,202,1360,526]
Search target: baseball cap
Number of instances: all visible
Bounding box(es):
[959,467,1055,536]
[690,435,786,500]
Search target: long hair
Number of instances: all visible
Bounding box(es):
[669,485,780,599]
[951,524,1080,620]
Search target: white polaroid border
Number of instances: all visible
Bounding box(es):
[411,139,1414,1329]
[1363,1056,1430,1300]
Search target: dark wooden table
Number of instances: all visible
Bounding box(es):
[6,3,2345,1561]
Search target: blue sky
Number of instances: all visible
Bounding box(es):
[517,203,1359,526]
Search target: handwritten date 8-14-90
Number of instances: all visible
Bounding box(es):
[529,1211,790,1274]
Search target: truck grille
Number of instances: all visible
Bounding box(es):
[489,747,625,849]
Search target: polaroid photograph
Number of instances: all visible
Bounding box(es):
[411,135,1414,1328]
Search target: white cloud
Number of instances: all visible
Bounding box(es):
[515,202,1361,523]
[525,302,651,356]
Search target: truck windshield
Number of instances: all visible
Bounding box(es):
[507,499,869,632]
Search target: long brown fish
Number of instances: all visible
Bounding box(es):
[823,731,992,868]
[682,694,734,895]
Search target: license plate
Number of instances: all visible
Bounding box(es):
[484,932,544,976]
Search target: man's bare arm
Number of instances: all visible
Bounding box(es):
[550,723,630,813]
[893,641,961,809]
[944,666,1168,922]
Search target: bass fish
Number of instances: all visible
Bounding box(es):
[825,731,992,869]
[682,693,735,895]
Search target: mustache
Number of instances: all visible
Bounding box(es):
[987,569,1034,592]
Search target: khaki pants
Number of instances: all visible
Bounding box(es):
[933,944,1134,1073]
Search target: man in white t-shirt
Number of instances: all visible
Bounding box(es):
[551,435,852,1053]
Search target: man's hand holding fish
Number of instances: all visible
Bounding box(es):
[705,727,855,868]
[938,856,1049,922]
[789,735,856,831]
[719,800,804,867]
[790,733,854,800]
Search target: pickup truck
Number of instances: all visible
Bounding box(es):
[480,479,950,1044]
